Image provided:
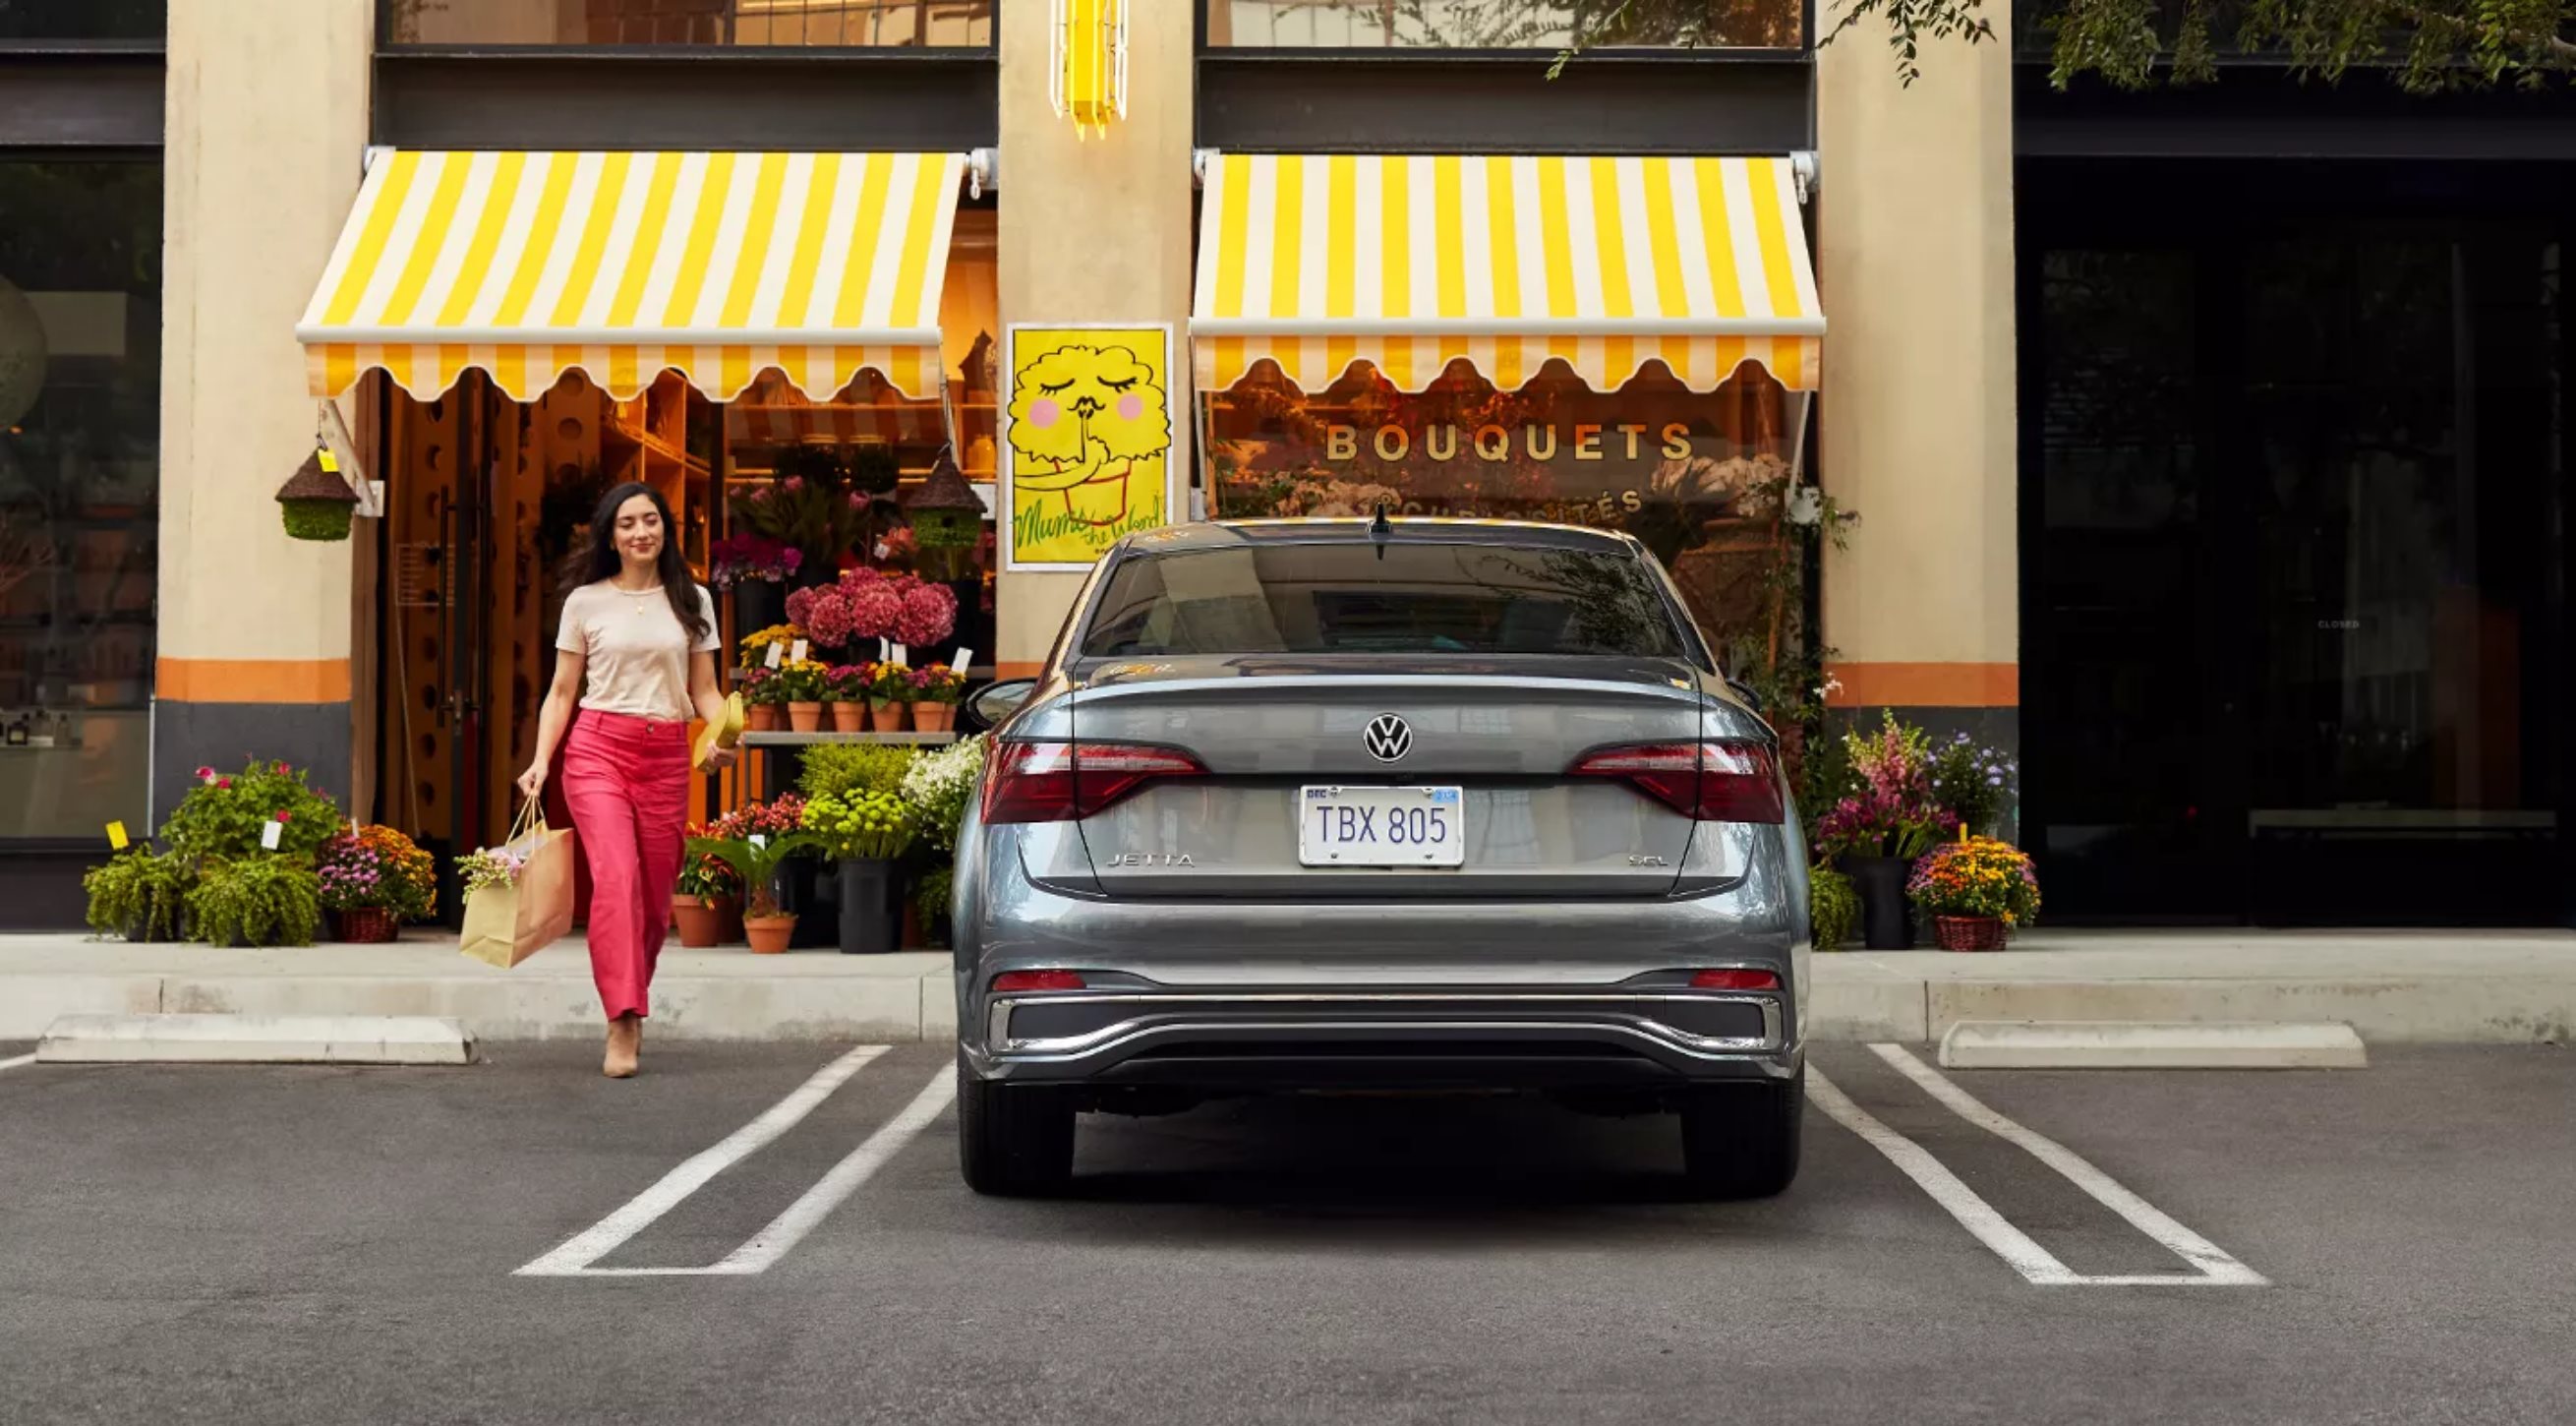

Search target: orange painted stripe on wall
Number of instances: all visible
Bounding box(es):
[1825,662,2019,709]
[157,658,354,704]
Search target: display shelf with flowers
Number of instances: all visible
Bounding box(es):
[783,566,960,664]
[1907,833,2041,951]
[683,828,821,954]
[315,824,438,942]
[737,665,786,731]
[823,663,875,731]
[908,663,965,732]
[708,534,803,589]
[866,660,913,732]
[777,658,832,733]
[1812,713,1959,950]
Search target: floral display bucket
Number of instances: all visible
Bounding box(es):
[1934,915,2007,952]
[333,907,400,943]
[836,859,898,955]
[1842,854,1916,950]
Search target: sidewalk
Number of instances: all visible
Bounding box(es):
[3,929,2571,1044]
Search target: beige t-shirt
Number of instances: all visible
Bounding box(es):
[556,581,722,722]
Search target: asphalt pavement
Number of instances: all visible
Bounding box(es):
[1,1040,2569,1425]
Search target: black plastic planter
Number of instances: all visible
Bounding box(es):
[836,858,898,955]
[1842,854,1917,950]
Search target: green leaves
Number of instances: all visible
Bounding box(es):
[683,832,824,917]
[185,857,322,948]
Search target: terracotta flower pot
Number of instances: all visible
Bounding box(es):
[831,700,866,732]
[747,703,782,732]
[744,914,796,954]
[333,906,400,943]
[673,894,724,949]
[870,698,908,732]
[915,702,955,733]
[1933,915,2007,952]
[787,700,823,733]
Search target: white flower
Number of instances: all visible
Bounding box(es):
[902,735,989,853]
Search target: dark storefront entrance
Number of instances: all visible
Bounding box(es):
[2020,158,2575,924]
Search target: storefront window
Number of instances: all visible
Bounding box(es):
[1200,357,1808,643]
[1203,0,1799,50]
[384,0,993,48]
[0,0,164,41]
[0,159,161,839]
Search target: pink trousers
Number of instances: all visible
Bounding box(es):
[561,708,691,1021]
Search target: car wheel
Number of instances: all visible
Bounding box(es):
[957,1050,1077,1197]
[1678,1068,1803,1200]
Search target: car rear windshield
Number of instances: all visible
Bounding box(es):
[1078,542,1691,659]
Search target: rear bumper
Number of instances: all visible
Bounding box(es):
[966,989,1797,1090]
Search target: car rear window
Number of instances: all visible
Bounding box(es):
[1078,543,1690,659]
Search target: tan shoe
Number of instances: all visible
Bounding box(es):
[604,1015,640,1078]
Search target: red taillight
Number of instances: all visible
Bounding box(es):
[991,970,1088,993]
[1568,740,1785,823]
[980,741,1208,824]
[1690,968,1782,991]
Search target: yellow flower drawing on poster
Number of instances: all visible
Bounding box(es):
[1004,326,1173,569]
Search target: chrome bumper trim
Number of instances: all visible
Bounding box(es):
[986,991,1786,1060]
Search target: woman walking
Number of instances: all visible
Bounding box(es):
[520,482,733,1078]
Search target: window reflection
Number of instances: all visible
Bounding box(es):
[0,0,164,41]
[0,160,160,840]
[1204,0,1798,50]
[385,0,993,47]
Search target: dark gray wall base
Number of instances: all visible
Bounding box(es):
[154,700,356,831]
[0,842,101,930]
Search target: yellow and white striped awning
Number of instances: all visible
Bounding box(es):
[1193,152,1823,394]
[298,149,966,403]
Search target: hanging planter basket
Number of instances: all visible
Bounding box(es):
[276,450,361,543]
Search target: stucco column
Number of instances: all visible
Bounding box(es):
[991,0,1198,678]
[155,0,372,815]
[1814,15,2019,751]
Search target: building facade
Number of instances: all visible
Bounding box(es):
[5,1,2563,928]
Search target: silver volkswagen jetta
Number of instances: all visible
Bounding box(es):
[952,517,1811,1199]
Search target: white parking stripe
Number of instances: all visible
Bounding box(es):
[0,1053,36,1073]
[715,1065,956,1273]
[1869,1044,2268,1286]
[1808,1068,2081,1285]
[514,1044,889,1277]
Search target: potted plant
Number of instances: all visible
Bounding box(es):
[187,855,323,948]
[161,759,346,863]
[315,824,437,942]
[682,829,821,954]
[673,834,736,949]
[739,665,786,732]
[800,789,917,955]
[779,658,830,733]
[1929,731,2020,839]
[825,663,874,732]
[1908,833,2042,951]
[1809,862,1860,952]
[1812,714,1957,950]
[701,796,806,941]
[82,848,194,942]
[900,734,985,854]
[868,660,913,732]
[909,663,965,733]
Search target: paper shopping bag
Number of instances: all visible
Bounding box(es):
[458,802,576,970]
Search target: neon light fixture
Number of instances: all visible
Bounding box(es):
[1051,0,1127,138]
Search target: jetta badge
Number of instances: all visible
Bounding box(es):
[1364,713,1412,763]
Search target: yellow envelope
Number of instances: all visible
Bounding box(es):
[693,690,745,769]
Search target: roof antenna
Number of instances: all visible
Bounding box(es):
[1369,501,1393,560]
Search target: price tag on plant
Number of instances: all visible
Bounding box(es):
[106,821,129,851]
[952,647,973,673]
[892,643,907,666]
[877,637,889,662]
[765,642,784,670]
[748,833,767,851]
[261,819,285,852]
[790,639,808,664]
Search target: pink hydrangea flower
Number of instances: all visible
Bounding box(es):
[802,588,858,648]
[894,580,957,648]
[845,580,903,641]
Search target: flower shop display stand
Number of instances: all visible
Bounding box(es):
[741,732,960,747]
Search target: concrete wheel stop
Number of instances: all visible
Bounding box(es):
[1937,1020,2369,1070]
[36,1013,477,1066]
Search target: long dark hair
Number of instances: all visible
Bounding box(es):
[563,481,711,648]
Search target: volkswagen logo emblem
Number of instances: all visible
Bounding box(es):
[1364,713,1412,763]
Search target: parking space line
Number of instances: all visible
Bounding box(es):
[714,1065,957,1273]
[514,1044,889,1277]
[1809,1068,2082,1285]
[0,1053,35,1073]
[1868,1043,2268,1286]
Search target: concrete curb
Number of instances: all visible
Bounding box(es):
[37,1013,476,1065]
[1936,1020,2371,1070]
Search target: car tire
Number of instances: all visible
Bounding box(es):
[957,1051,1077,1197]
[1678,1069,1803,1200]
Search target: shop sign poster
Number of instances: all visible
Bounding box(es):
[1002,324,1176,571]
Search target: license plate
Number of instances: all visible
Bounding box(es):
[1298,786,1465,867]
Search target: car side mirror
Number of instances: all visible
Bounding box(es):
[1725,676,1765,714]
[966,678,1038,728]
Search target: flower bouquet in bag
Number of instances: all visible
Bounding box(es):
[456,802,575,970]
